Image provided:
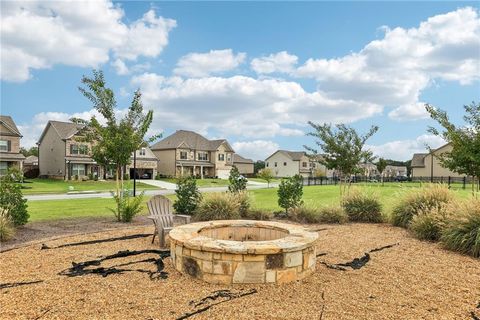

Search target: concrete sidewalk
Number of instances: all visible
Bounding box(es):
[25,184,277,201]
[140,179,177,190]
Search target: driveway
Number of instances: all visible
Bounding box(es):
[140,179,177,190]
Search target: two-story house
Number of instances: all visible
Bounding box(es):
[38,120,159,180]
[233,154,254,176]
[38,121,101,179]
[411,143,463,178]
[151,130,236,178]
[264,150,332,178]
[0,115,26,175]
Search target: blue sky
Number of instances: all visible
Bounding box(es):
[1,1,479,161]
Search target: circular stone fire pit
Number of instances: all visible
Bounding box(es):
[168,220,318,284]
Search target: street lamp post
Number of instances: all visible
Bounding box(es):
[133,150,137,197]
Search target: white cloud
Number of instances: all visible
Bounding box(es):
[130,73,382,140]
[251,51,298,74]
[294,7,479,113]
[1,1,175,81]
[232,140,280,161]
[367,134,446,161]
[388,102,430,121]
[112,59,129,75]
[173,49,246,78]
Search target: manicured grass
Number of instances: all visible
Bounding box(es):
[27,197,151,222]
[18,179,159,195]
[25,183,472,222]
[158,178,230,187]
[247,178,281,183]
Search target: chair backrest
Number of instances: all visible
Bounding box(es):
[147,195,174,228]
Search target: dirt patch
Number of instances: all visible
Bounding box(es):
[0,223,479,319]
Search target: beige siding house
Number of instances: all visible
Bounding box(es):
[264,150,331,178]
[411,143,463,178]
[128,147,158,179]
[0,115,26,175]
[151,130,236,179]
[233,154,254,175]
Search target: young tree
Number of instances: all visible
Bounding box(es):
[257,168,274,188]
[426,102,480,196]
[305,122,378,195]
[173,176,202,215]
[277,175,304,213]
[0,170,28,226]
[228,165,247,193]
[375,158,387,186]
[76,70,155,221]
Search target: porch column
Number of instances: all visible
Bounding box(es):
[200,165,204,179]
[181,165,184,176]
[193,165,196,177]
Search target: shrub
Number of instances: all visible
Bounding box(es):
[440,198,480,258]
[111,191,144,222]
[278,175,303,213]
[173,176,202,215]
[0,173,29,226]
[409,206,451,241]
[390,184,453,228]
[0,214,15,242]
[257,168,274,187]
[194,192,241,221]
[342,189,383,223]
[289,204,347,224]
[228,165,247,193]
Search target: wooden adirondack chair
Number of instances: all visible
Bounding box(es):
[147,195,191,247]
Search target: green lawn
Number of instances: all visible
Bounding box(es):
[18,179,159,195]
[247,178,282,184]
[158,178,230,187]
[27,197,151,222]
[25,183,472,222]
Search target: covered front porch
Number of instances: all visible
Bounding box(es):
[65,157,104,180]
[0,153,25,176]
[175,161,215,178]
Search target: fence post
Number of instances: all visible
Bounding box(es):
[463,176,466,190]
[448,176,451,188]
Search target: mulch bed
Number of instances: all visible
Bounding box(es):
[1,223,479,319]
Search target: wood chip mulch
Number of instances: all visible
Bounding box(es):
[1,223,479,319]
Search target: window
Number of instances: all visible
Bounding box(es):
[180,151,188,160]
[266,162,269,167]
[71,144,88,155]
[283,162,287,166]
[0,140,8,152]
[302,162,308,168]
[218,154,225,161]
[72,164,86,176]
[139,148,146,156]
[227,154,231,162]
[198,152,208,161]
[0,162,7,175]
[274,162,277,167]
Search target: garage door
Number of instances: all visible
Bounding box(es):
[217,169,230,179]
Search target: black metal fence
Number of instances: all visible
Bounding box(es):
[301,175,477,190]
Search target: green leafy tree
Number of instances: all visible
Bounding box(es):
[228,165,247,193]
[375,158,387,186]
[277,175,304,213]
[257,168,274,188]
[173,176,202,215]
[75,70,155,221]
[0,170,28,226]
[305,122,378,195]
[19,146,38,157]
[254,160,265,174]
[426,102,480,196]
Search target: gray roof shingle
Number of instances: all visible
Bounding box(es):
[411,153,427,167]
[0,115,22,136]
[151,130,233,152]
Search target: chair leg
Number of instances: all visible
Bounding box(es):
[151,233,156,244]
[159,229,165,248]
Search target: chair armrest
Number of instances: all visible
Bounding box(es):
[146,215,157,220]
[175,214,191,223]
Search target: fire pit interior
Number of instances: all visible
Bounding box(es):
[169,220,318,284]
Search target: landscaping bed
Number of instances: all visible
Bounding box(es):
[1,223,478,319]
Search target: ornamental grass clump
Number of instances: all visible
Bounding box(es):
[289,204,347,224]
[194,192,241,221]
[0,214,15,242]
[440,198,480,258]
[409,206,451,241]
[390,184,453,228]
[342,189,383,223]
